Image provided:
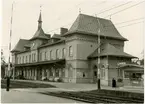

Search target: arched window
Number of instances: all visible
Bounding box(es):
[69,46,73,56]
[62,48,66,58]
[56,49,60,59]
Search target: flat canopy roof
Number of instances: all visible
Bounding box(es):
[15,59,65,67]
[118,64,144,72]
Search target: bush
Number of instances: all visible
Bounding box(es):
[117,78,123,82]
[57,78,62,82]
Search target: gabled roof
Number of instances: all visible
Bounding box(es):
[88,43,136,58]
[64,14,127,41]
[11,39,30,52]
[30,28,49,40]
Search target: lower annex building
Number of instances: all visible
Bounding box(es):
[11,12,140,86]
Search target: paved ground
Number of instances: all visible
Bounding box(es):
[1,79,143,103]
[1,89,83,103]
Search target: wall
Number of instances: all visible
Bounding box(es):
[38,42,65,61]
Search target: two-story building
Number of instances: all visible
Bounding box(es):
[11,12,137,86]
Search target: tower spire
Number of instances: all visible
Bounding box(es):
[38,5,42,29]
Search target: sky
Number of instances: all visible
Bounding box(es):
[1,0,145,62]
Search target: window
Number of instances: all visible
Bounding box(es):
[26,56,27,63]
[23,56,24,63]
[55,69,59,77]
[50,68,53,76]
[20,57,21,64]
[32,54,33,62]
[62,48,66,58]
[47,51,49,60]
[45,52,47,60]
[34,53,35,62]
[56,49,60,59]
[69,46,73,56]
[62,69,65,77]
[29,55,31,63]
[50,50,52,60]
[17,57,19,64]
[124,72,130,78]
[83,72,85,77]
[40,52,42,61]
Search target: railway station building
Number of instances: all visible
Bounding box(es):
[11,12,143,86]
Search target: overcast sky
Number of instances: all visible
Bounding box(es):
[1,0,145,62]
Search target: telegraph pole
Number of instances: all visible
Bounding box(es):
[96,15,101,90]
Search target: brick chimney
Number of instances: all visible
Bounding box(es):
[60,28,68,35]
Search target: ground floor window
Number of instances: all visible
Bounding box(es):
[55,69,59,77]
[50,68,53,76]
[44,69,47,76]
[62,68,65,77]
[124,72,130,78]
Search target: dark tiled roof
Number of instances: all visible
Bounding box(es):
[30,28,49,40]
[64,14,127,41]
[11,39,30,52]
[52,34,64,39]
[88,43,136,58]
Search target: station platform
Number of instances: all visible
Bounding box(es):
[10,79,144,93]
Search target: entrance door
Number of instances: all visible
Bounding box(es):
[93,70,98,83]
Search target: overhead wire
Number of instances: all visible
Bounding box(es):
[97,1,132,15]
[105,17,145,27]
[46,1,107,34]
[104,1,145,18]
[46,1,144,34]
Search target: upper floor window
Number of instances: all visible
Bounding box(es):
[23,56,24,63]
[32,54,33,62]
[47,51,49,60]
[26,56,27,63]
[40,52,42,61]
[19,57,21,64]
[69,46,73,56]
[45,52,47,60]
[34,53,36,62]
[56,49,60,59]
[50,50,52,60]
[62,48,66,58]
[29,55,31,63]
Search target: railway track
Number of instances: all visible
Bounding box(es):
[40,91,144,103]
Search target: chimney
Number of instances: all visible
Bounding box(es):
[60,28,68,35]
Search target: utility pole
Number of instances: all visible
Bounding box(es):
[7,2,14,91]
[96,15,101,90]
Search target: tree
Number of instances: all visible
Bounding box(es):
[1,49,6,78]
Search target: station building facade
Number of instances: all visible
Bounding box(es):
[11,13,137,86]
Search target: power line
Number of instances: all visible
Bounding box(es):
[104,1,145,18]
[105,17,145,27]
[46,1,107,34]
[117,21,144,28]
[46,1,144,34]
[97,1,132,15]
